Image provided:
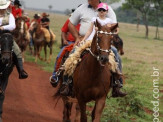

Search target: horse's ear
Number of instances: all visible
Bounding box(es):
[94,19,101,30]
[110,23,118,32]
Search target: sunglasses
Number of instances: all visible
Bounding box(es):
[98,8,107,12]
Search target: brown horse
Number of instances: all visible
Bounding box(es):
[112,34,124,55]
[72,22,118,122]
[29,20,54,63]
[13,17,30,61]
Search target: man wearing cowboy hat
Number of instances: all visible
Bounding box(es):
[40,12,56,47]
[40,12,50,29]
[11,0,22,18]
[0,0,28,120]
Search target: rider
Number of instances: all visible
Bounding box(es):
[40,12,56,46]
[0,0,28,79]
[10,0,22,18]
[23,13,30,29]
[61,0,126,97]
[0,0,28,119]
[50,9,80,87]
[40,12,50,29]
[31,13,41,24]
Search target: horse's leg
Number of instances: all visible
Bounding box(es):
[91,103,96,121]
[62,98,72,122]
[44,45,47,62]
[47,44,52,63]
[78,100,87,122]
[92,96,106,122]
[74,103,80,122]
[38,46,43,61]
[0,78,9,117]
[35,46,38,62]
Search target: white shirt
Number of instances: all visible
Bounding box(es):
[0,13,16,31]
[86,17,113,40]
[70,3,117,36]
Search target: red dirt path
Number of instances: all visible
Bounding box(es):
[2,62,64,122]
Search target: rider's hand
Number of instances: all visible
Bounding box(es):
[63,40,68,45]
[0,27,4,30]
[74,37,81,47]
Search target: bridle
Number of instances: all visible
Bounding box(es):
[87,30,116,61]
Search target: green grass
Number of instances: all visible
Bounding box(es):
[24,10,163,121]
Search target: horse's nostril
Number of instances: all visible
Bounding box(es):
[100,56,108,63]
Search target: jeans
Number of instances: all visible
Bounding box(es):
[52,41,74,78]
[111,46,122,72]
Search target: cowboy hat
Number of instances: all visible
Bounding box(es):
[42,12,49,17]
[14,0,21,6]
[33,13,40,19]
[0,0,11,9]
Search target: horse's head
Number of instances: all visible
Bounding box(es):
[0,33,13,65]
[15,17,26,34]
[29,21,39,33]
[91,20,118,66]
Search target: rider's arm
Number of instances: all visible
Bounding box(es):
[2,13,16,31]
[82,23,94,41]
[68,5,82,45]
[61,19,70,45]
[18,8,22,17]
[61,31,68,45]
[68,21,80,45]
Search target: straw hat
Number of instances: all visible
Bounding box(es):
[0,0,10,9]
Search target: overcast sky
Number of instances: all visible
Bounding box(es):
[21,0,87,11]
[21,0,124,11]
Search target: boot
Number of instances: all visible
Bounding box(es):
[14,57,28,79]
[60,75,70,96]
[60,82,69,96]
[112,86,127,97]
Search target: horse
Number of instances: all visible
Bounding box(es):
[13,16,30,62]
[72,22,119,122]
[29,20,54,63]
[54,21,118,122]
[112,34,124,55]
[0,32,15,117]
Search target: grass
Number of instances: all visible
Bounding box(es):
[24,10,163,121]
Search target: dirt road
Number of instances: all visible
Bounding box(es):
[2,62,64,122]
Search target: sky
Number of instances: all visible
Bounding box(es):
[20,0,124,12]
[21,0,87,11]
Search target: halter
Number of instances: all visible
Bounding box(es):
[88,30,116,61]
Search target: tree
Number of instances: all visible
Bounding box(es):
[122,0,151,38]
[149,0,163,39]
[48,5,53,12]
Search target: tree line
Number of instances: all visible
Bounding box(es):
[120,0,163,39]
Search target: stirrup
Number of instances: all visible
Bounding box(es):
[114,80,122,88]
[49,75,58,84]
